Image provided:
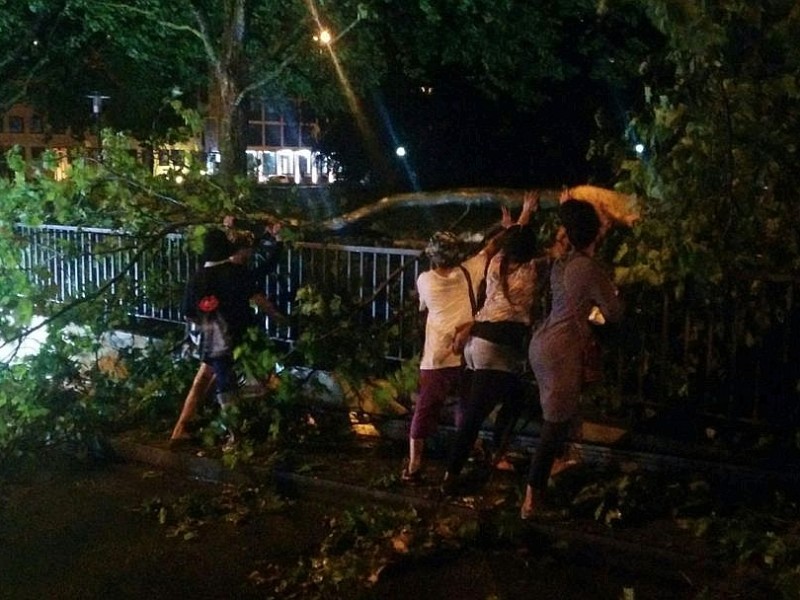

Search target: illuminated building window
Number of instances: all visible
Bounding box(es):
[284,122,299,146]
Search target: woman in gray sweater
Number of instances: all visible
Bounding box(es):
[522,199,624,519]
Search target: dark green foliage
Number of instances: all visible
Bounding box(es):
[138,482,289,541]
[0,323,190,466]
[291,284,396,377]
[259,504,477,598]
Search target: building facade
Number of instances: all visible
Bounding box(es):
[2,99,334,184]
[0,104,80,179]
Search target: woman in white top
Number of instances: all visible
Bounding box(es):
[441,200,544,492]
[403,194,536,483]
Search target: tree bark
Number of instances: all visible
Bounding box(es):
[214,74,248,189]
[213,0,248,190]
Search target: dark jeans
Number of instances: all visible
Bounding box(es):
[526,419,571,491]
[204,355,236,396]
[446,369,524,477]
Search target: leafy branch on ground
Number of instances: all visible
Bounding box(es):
[136,480,290,542]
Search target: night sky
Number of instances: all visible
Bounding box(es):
[320,69,628,194]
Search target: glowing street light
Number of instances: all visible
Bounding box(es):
[395,146,407,157]
[312,6,363,47]
[634,143,645,155]
[315,29,332,45]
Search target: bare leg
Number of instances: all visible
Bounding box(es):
[170,363,215,441]
[408,438,424,473]
[520,485,538,519]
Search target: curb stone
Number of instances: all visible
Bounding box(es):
[110,438,718,584]
[110,439,472,514]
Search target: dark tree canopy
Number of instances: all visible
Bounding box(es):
[2,0,663,191]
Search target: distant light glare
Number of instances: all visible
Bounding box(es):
[634,143,645,154]
[317,29,332,45]
[395,146,406,157]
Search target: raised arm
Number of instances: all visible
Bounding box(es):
[516,190,540,226]
[483,190,540,258]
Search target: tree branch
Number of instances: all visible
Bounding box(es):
[96,2,217,63]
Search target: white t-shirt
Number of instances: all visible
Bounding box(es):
[417,252,487,369]
[475,252,539,324]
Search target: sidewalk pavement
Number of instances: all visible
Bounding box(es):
[110,428,717,585]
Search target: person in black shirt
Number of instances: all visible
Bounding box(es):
[170,228,276,446]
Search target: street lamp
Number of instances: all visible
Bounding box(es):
[315,29,332,45]
[86,92,109,155]
[87,91,110,118]
[312,6,363,46]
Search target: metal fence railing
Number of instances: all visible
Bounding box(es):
[273,242,423,360]
[12,224,800,427]
[14,224,424,361]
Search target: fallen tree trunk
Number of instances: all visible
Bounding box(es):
[312,186,640,232]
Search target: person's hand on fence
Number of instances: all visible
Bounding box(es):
[251,293,286,323]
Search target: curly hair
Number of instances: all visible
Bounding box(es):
[425,231,462,268]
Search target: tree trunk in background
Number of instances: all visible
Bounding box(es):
[213,74,248,190]
[210,0,249,191]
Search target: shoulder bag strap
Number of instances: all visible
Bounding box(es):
[459,265,478,316]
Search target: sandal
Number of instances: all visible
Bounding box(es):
[520,504,536,520]
[401,467,424,485]
[521,493,568,522]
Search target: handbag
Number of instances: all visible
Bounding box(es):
[197,294,233,359]
[200,313,232,359]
